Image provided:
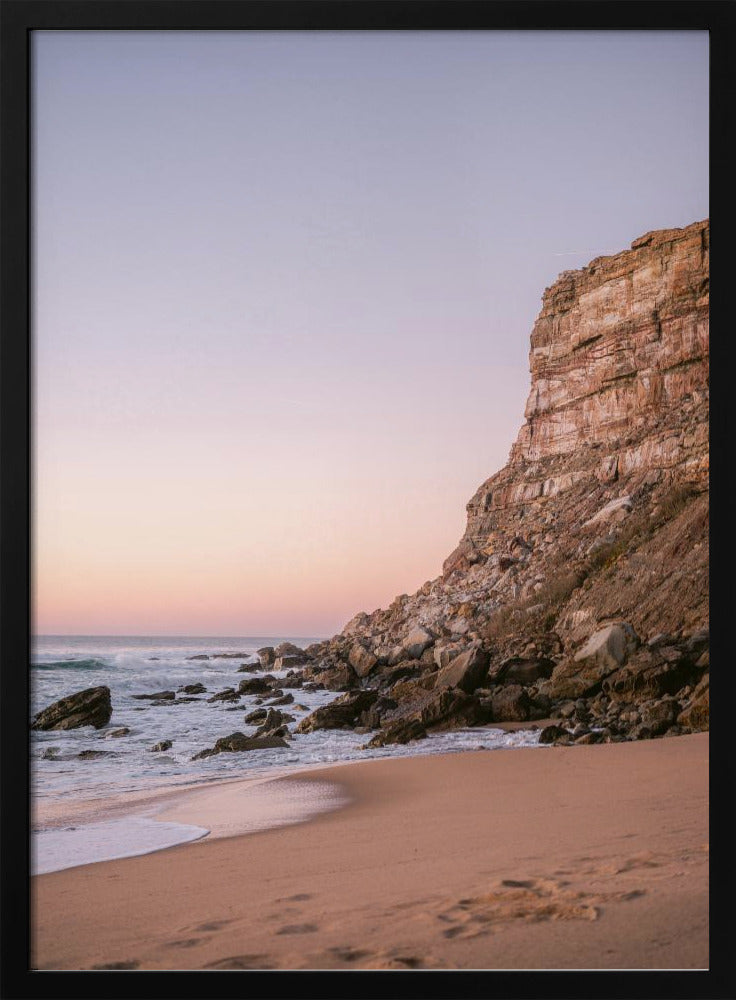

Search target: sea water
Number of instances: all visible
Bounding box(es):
[31,635,542,873]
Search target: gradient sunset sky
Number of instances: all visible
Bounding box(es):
[32,30,708,637]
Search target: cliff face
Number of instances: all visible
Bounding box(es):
[299,220,709,745]
[446,219,709,576]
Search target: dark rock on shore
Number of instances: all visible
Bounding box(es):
[348,641,379,678]
[490,684,530,722]
[177,683,207,695]
[279,673,305,689]
[132,690,176,701]
[237,676,276,696]
[208,688,241,703]
[192,732,289,759]
[365,719,428,747]
[103,727,130,738]
[150,740,173,752]
[256,646,276,667]
[381,686,489,736]
[78,749,113,760]
[538,724,574,745]
[435,646,489,694]
[547,623,639,699]
[296,691,378,733]
[274,653,308,670]
[639,696,679,736]
[252,708,294,737]
[497,657,554,686]
[358,696,398,730]
[265,692,294,706]
[308,662,357,691]
[32,686,112,731]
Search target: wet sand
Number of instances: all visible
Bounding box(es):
[32,732,708,971]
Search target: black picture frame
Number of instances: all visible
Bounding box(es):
[2,3,733,998]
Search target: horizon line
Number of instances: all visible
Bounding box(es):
[32,632,330,640]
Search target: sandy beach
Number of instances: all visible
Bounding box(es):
[31,732,708,971]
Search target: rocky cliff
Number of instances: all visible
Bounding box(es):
[296,220,709,746]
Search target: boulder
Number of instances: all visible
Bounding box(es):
[388,675,437,704]
[295,691,378,734]
[435,646,489,694]
[274,654,308,670]
[376,662,420,688]
[538,724,572,745]
[348,641,379,678]
[177,683,206,695]
[103,727,130,739]
[192,732,289,760]
[237,677,275,695]
[244,707,268,724]
[498,657,554,686]
[629,724,653,741]
[253,708,293,736]
[602,652,697,701]
[208,688,241,703]
[150,740,173,752]
[255,724,290,739]
[256,646,276,667]
[187,654,210,661]
[574,732,602,745]
[490,684,530,722]
[31,686,112,731]
[433,641,466,670]
[364,719,428,748]
[274,642,305,658]
[277,673,304,689]
[310,663,357,691]
[132,690,176,701]
[402,627,435,660]
[77,749,113,760]
[265,692,294,706]
[547,623,639,699]
[639,697,679,736]
[383,686,488,733]
[358,696,398,730]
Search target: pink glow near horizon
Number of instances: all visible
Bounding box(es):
[33,31,708,636]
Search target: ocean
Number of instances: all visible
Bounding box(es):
[31,635,542,874]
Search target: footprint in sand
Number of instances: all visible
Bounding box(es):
[203,953,275,970]
[328,946,372,963]
[166,937,203,948]
[326,946,425,969]
[435,875,650,941]
[376,954,424,969]
[437,877,600,940]
[193,919,233,933]
[90,959,140,970]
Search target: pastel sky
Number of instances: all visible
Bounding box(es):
[32,30,708,636]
